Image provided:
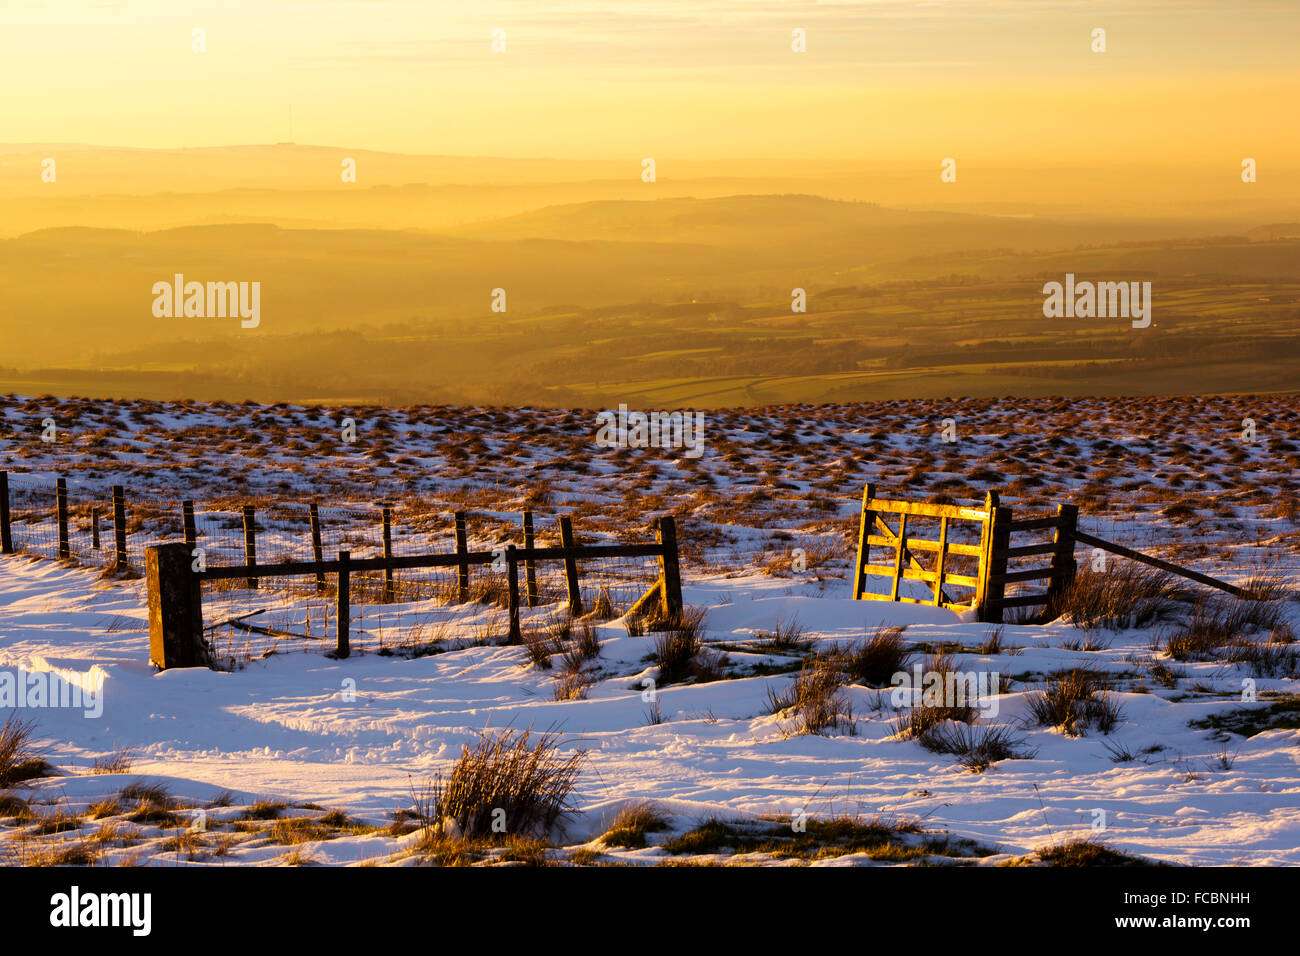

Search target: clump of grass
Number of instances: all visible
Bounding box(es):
[0,715,52,786]
[553,661,596,701]
[241,799,287,821]
[91,748,134,775]
[841,624,912,687]
[126,800,183,828]
[916,722,1037,772]
[417,727,584,842]
[575,623,600,661]
[754,618,810,655]
[600,801,670,849]
[1026,669,1125,736]
[977,626,1004,655]
[590,588,616,622]
[654,627,703,685]
[521,629,559,670]
[1046,565,1194,630]
[119,782,171,805]
[1034,837,1162,867]
[765,656,855,737]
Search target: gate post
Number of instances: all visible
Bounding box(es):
[0,471,12,554]
[1044,503,1079,611]
[146,542,208,670]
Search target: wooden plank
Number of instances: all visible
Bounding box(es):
[335,550,350,659]
[867,498,992,521]
[55,477,69,559]
[522,511,539,606]
[932,516,948,606]
[1001,542,1058,559]
[196,541,669,581]
[506,545,521,643]
[0,471,12,554]
[1073,530,1244,597]
[309,503,326,593]
[182,500,197,550]
[889,513,907,601]
[655,515,683,619]
[852,482,875,600]
[381,503,394,601]
[990,567,1075,585]
[987,592,1052,609]
[1005,515,1066,533]
[112,485,128,571]
[242,505,258,589]
[454,511,469,602]
[1044,503,1079,608]
[865,535,982,557]
[873,514,955,605]
[861,563,977,587]
[559,516,583,617]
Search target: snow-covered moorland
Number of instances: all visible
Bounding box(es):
[0,393,1297,866]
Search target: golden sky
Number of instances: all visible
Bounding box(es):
[1,0,1297,161]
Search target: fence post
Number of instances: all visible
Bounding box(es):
[852,482,876,600]
[242,504,258,589]
[0,472,11,554]
[335,550,350,659]
[559,516,583,617]
[56,477,70,559]
[146,542,207,670]
[454,511,470,602]
[91,507,100,550]
[506,545,521,643]
[1044,503,1079,611]
[182,500,197,550]
[381,503,394,601]
[309,503,326,593]
[522,511,539,607]
[112,485,128,572]
[655,515,683,620]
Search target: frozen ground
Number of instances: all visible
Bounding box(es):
[1,547,1298,866]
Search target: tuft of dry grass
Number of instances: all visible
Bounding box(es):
[600,801,670,849]
[765,655,855,737]
[0,715,52,787]
[415,727,584,842]
[840,624,912,687]
[1045,564,1194,630]
[1026,669,1125,736]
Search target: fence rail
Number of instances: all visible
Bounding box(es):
[147,515,683,670]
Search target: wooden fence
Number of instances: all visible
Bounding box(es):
[145,515,684,670]
[853,484,1244,623]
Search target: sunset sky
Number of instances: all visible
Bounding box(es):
[1,0,1297,162]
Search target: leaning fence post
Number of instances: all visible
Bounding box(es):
[1044,503,1079,611]
[506,545,521,643]
[655,515,683,620]
[182,500,197,550]
[112,485,128,571]
[242,504,258,589]
[852,482,876,600]
[559,516,583,617]
[522,511,539,607]
[56,477,70,559]
[335,550,350,659]
[381,503,394,601]
[454,511,470,602]
[146,542,207,670]
[309,503,326,593]
[0,471,12,554]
